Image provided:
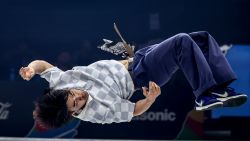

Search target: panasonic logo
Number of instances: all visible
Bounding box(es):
[133,109,176,122]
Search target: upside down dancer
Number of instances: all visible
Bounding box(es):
[19,31,247,128]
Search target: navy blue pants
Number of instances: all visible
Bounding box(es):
[132,31,237,98]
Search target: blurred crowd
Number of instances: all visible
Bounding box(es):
[0,40,101,81]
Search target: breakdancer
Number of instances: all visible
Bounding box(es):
[19,31,247,128]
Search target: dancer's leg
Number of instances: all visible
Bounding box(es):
[189,31,237,86]
[133,33,217,98]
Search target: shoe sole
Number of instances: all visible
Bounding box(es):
[195,102,223,111]
[217,95,248,107]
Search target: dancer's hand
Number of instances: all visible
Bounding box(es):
[19,67,35,81]
[133,82,161,116]
[142,81,161,102]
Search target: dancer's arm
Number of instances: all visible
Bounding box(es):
[133,81,161,116]
[19,60,54,81]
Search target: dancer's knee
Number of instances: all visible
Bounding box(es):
[175,33,194,49]
[176,33,192,42]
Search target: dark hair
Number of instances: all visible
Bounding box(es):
[34,89,72,128]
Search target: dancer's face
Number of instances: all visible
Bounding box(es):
[66,89,88,113]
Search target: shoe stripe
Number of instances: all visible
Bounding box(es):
[217,94,248,102]
[195,102,223,111]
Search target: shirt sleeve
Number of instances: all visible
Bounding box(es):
[40,67,90,89]
[105,99,135,123]
[40,67,63,88]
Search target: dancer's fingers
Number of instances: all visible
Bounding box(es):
[142,87,149,97]
[19,67,27,79]
[152,82,161,95]
[19,67,23,76]
[149,81,154,93]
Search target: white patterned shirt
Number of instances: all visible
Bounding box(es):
[40,60,135,124]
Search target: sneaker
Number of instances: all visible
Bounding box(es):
[211,87,248,107]
[195,94,223,111]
